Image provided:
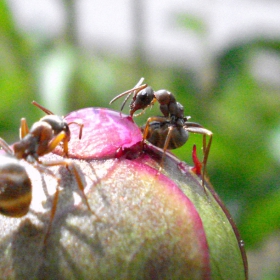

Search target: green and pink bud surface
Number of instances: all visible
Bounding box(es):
[0,108,247,279]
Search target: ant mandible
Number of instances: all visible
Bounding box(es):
[110,78,213,187]
[0,102,95,243]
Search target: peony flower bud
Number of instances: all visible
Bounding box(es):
[0,108,247,279]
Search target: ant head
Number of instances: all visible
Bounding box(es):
[129,86,156,117]
[41,115,71,141]
[109,78,160,117]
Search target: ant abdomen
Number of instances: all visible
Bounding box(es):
[143,120,189,150]
[0,155,32,217]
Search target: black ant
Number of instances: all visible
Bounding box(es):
[0,101,95,243]
[110,78,213,187]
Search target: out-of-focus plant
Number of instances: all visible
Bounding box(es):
[1,2,280,278]
[0,1,38,141]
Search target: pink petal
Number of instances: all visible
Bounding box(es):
[61,108,142,159]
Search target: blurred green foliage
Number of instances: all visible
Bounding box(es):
[1,2,280,278]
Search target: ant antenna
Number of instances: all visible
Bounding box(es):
[32,100,54,115]
[109,77,147,112]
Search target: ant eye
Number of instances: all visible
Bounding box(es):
[139,91,148,100]
[138,90,150,103]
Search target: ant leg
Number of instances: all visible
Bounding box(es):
[142,116,173,172]
[41,159,98,217]
[201,133,212,187]
[158,126,174,172]
[62,138,69,157]
[68,162,94,214]
[141,118,151,149]
[186,125,213,188]
[44,131,69,156]
[0,138,14,155]
[41,159,101,243]
[68,122,84,140]
[43,183,60,244]
[20,118,29,139]
[142,116,167,147]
